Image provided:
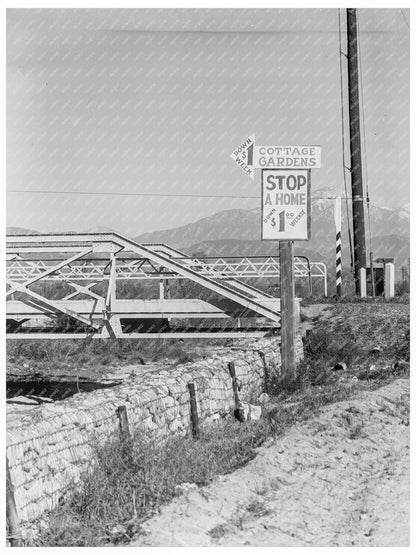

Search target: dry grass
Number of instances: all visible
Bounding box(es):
[32,419,270,547]
[208,498,272,539]
[264,302,409,433]
[6,338,205,379]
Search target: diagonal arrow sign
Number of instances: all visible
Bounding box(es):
[230,134,255,180]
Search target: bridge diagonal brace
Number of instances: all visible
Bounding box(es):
[5,247,93,298]
[109,234,281,324]
[6,280,101,330]
[102,316,123,339]
[62,281,102,301]
[105,253,117,313]
[146,259,163,274]
[225,278,274,299]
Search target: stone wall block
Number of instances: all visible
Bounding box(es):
[7,335,303,537]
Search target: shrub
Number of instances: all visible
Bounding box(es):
[395,280,410,296]
[303,322,359,366]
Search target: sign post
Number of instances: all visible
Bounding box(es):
[261,168,311,382]
[279,240,296,381]
[231,137,318,382]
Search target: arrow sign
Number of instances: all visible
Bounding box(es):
[231,136,321,178]
[230,134,255,180]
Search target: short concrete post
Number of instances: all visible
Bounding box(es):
[384,263,395,299]
[359,268,367,298]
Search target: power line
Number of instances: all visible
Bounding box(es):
[400,8,410,30]
[6,188,396,211]
[7,189,259,200]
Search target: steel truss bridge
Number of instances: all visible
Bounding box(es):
[6,233,327,339]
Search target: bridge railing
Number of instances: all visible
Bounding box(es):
[7,253,327,293]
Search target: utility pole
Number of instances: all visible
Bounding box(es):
[346,8,367,295]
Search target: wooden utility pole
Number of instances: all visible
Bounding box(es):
[279,241,296,381]
[346,8,367,295]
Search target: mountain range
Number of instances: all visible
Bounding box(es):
[135,190,410,270]
[6,189,410,271]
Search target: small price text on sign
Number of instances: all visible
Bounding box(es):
[261,168,311,241]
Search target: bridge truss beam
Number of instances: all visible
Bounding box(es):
[6,233,327,339]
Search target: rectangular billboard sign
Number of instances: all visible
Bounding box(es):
[261,168,311,241]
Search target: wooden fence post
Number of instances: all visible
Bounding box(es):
[228,361,241,408]
[116,405,131,442]
[187,382,200,438]
[6,456,22,547]
[257,350,269,391]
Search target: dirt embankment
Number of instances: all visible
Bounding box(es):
[131,378,409,547]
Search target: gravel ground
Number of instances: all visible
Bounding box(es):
[131,378,410,547]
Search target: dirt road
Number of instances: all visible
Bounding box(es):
[131,378,409,547]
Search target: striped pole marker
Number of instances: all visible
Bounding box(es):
[334,197,342,297]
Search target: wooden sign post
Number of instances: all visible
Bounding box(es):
[279,241,296,380]
[261,168,311,381]
[231,137,319,382]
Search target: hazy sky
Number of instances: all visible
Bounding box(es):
[7,8,409,236]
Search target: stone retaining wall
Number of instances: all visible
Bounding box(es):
[6,336,303,538]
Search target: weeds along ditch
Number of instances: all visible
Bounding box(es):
[33,420,271,547]
[22,302,410,547]
[6,338,205,400]
[7,338,202,375]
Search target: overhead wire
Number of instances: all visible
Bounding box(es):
[7,189,258,200]
[6,188,392,212]
[400,8,410,30]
